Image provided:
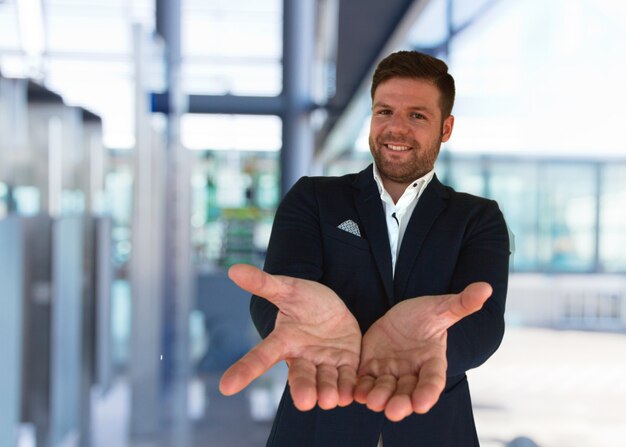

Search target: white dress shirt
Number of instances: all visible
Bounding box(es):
[373,164,435,275]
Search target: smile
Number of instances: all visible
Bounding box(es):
[386,144,411,152]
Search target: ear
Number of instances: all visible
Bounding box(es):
[441,115,454,143]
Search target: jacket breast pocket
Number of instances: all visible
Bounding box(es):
[322,222,370,251]
[322,222,373,279]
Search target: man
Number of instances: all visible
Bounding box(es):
[220,50,510,446]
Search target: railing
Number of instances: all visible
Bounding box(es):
[506,274,626,331]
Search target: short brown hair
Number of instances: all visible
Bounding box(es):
[371,50,456,117]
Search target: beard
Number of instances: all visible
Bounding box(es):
[369,133,441,184]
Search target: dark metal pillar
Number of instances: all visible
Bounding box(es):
[281,0,317,195]
[156,0,181,398]
[156,0,193,445]
[157,0,183,115]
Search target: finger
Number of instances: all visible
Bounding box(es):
[228,264,289,306]
[288,358,318,411]
[316,364,339,410]
[411,357,446,414]
[337,365,357,407]
[385,375,418,422]
[354,375,375,404]
[219,333,285,396]
[366,374,397,412]
[448,282,492,320]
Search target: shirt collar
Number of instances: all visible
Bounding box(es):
[373,163,435,208]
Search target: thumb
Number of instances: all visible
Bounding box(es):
[448,282,492,319]
[228,264,287,307]
[228,263,268,292]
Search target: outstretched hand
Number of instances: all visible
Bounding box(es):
[354,282,493,422]
[219,264,362,411]
[220,264,491,420]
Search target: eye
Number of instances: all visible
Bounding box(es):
[410,112,426,120]
[374,108,392,116]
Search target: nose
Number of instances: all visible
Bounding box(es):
[385,114,411,135]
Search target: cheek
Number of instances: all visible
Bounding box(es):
[415,130,438,145]
[369,122,382,137]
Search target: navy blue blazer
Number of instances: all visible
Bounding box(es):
[251,164,510,446]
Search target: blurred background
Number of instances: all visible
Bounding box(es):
[1,0,626,446]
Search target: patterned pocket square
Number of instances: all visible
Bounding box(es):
[337,219,361,237]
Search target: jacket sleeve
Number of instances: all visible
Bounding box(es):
[445,199,510,377]
[250,176,324,338]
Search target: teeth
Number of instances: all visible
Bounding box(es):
[387,144,409,151]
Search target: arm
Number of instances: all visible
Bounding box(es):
[250,176,324,338]
[354,199,510,421]
[445,199,510,376]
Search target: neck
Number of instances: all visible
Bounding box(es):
[383,180,410,204]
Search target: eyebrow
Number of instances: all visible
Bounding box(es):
[372,101,434,114]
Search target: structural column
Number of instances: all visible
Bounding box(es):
[281,0,317,195]
[156,0,194,445]
[130,24,164,439]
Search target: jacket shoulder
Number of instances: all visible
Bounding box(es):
[290,172,361,198]
[438,181,501,211]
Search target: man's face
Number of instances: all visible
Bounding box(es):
[369,77,454,188]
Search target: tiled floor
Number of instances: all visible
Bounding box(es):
[91,327,626,447]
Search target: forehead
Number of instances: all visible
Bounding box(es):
[373,77,441,109]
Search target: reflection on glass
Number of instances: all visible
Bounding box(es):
[105,166,133,268]
[600,165,626,272]
[444,157,485,196]
[488,161,539,271]
[13,186,40,215]
[439,157,625,274]
[537,164,596,272]
[190,151,279,269]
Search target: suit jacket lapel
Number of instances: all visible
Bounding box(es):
[352,165,394,304]
[394,175,449,300]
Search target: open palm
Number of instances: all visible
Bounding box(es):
[219,264,362,411]
[355,283,493,422]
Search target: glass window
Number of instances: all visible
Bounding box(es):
[439,158,611,273]
[407,0,449,49]
[0,0,154,148]
[444,156,485,197]
[45,59,134,149]
[443,0,626,158]
[488,161,540,271]
[190,150,279,269]
[536,164,597,272]
[181,114,281,151]
[13,185,40,215]
[599,164,626,272]
[182,60,281,96]
[105,164,133,267]
[182,0,282,96]
[0,2,21,51]
[46,15,130,54]
[451,0,500,30]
